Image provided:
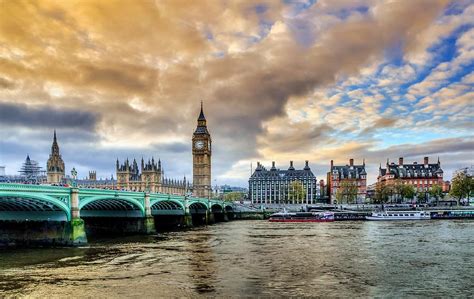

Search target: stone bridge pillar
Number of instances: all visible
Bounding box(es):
[223,210,229,222]
[69,188,87,246]
[183,198,193,227]
[142,193,156,234]
[206,206,215,225]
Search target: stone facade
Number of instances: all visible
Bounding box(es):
[328,159,367,204]
[46,130,65,184]
[192,102,212,198]
[249,161,318,204]
[377,157,444,192]
[116,158,188,195]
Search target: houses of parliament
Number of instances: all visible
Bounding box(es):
[44,103,212,198]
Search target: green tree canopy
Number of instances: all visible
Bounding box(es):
[450,172,473,203]
[373,183,389,204]
[429,184,443,201]
[401,184,416,201]
[335,181,358,204]
[289,180,306,203]
[223,191,245,202]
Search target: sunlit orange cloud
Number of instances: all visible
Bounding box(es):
[0,0,472,185]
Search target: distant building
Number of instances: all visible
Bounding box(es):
[116,158,189,195]
[366,182,377,200]
[377,157,444,192]
[454,166,474,177]
[75,171,117,189]
[328,159,367,204]
[249,161,317,204]
[46,130,65,184]
[442,181,451,193]
[0,157,46,184]
[19,155,46,183]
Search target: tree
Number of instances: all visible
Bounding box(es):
[289,180,306,204]
[335,181,358,204]
[429,184,443,203]
[392,179,405,203]
[401,184,416,202]
[223,191,245,202]
[373,183,390,204]
[450,172,474,204]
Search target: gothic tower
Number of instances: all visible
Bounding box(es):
[46,130,65,184]
[192,102,212,198]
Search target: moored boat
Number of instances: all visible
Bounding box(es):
[366,211,430,221]
[269,211,335,222]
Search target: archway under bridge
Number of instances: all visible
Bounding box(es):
[79,196,148,236]
[151,200,185,229]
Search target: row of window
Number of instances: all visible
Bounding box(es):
[332,181,366,187]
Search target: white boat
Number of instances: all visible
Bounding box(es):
[366,211,430,220]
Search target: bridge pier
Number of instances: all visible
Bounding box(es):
[68,188,87,246]
[206,210,215,225]
[183,203,194,227]
[142,193,156,234]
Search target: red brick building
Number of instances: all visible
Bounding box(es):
[377,157,444,192]
[328,159,367,204]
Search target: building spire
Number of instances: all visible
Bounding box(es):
[198,100,206,121]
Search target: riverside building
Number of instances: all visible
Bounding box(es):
[249,161,317,204]
[328,159,367,204]
[377,157,444,192]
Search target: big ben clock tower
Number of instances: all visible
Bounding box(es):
[192,102,212,198]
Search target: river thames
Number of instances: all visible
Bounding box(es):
[0,220,473,298]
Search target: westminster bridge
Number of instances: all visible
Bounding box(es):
[0,183,234,246]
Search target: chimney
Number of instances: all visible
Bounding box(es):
[349,158,354,166]
[305,160,309,167]
[290,161,293,167]
[272,161,275,168]
[330,160,334,168]
[424,157,429,165]
[399,157,403,166]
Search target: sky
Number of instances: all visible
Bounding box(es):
[0,0,473,187]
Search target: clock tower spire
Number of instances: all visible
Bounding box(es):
[192,101,212,198]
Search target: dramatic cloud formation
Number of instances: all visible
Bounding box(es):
[0,0,472,185]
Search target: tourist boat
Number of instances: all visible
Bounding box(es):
[268,211,335,222]
[366,211,431,221]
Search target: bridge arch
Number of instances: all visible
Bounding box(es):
[79,196,145,218]
[188,202,208,213]
[211,203,223,213]
[0,193,70,221]
[151,200,185,215]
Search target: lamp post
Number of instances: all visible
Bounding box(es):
[71,167,77,188]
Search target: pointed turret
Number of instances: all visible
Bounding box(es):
[47,130,65,184]
[198,100,206,121]
[195,101,208,131]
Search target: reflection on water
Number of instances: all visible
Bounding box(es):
[0,220,473,297]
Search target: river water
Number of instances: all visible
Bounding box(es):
[0,220,473,298]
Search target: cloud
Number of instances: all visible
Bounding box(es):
[0,0,472,187]
[0,102,99,130]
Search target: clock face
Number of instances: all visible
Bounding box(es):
[195,140,205,149]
